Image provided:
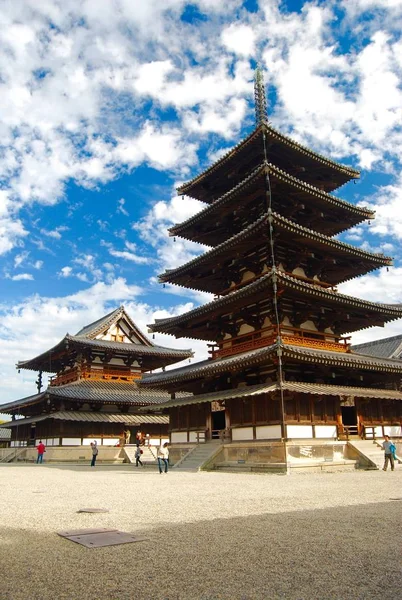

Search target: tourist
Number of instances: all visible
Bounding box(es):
[36,440,46,464]
[124,428,131,445]
[90,441,98,467]
[135,444,143,467]
[157,442,169,474]
[382,435,396,471]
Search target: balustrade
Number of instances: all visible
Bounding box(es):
[209,325,350,359]
[49,366,141,386]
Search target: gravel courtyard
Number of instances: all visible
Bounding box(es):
[0,464,401,600]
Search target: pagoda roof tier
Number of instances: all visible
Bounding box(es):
[0,380,190,415]
[141,343,402,390]
[150,380,402,409]
[177,124,360,202]
[172,163,372,244]
[2,412,169,428]
[17,334,193,373]
[160,213,391,293]
[151,270,402,340]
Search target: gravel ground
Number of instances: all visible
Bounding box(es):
[0,464,401,600]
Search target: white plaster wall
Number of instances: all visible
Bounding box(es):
[102,438,120,446]
[287,425,313,439]
[171,432,188,443]
[189,431,205,442]
[232,427,254,441]
[292,267,306,277]
[314,425,337,439]
[300,320,318,331]
[62,438,82,446]
[241,270,255,282]
[82,438,102,446]
[255,425,281,439]
[238,323,255,335]
[384,425,402,437]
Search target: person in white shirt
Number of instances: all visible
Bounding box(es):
[157,442,169,473]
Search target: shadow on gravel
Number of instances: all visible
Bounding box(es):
[0,501,400,600]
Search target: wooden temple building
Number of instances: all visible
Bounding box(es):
[141,68,402,450]
[1,306,192,447]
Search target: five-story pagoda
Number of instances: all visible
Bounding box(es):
[141,69,402,456]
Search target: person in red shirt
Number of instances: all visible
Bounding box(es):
[36,441,46,464]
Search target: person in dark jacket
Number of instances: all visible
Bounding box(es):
[135,444,143,467]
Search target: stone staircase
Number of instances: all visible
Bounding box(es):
[123,445,157,464]
[348,439,388,469]
[0,448,26,463]
[173,441,222,471]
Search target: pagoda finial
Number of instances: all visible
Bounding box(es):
[254,64,268,126]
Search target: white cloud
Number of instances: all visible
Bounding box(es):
[221,23,256,56]
[10,273,34,281]
[14,251,29,268]
[0,276,201,404]
[117,198,129,216]
[59,266,73,277]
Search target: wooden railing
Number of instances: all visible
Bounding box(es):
[49,369,79,386]
[209,325,350,359]
[50,367,141,386]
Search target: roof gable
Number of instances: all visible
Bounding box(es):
[75,306,153,346]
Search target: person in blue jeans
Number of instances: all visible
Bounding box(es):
[157,442,169,473]
[36,441,46,463]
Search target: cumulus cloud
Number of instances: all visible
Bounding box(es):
[0,276,203,404]
[9,273,34,281]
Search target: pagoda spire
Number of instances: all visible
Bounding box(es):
[254,64,268,126]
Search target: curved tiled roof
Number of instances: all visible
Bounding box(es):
[172,162,371,239]
[283,344,402,372]
[152,380,402,409]
[65,336,192,356]
[161,212,390,289]
[141,341,402,389]
[151,269,402,338]
[0,381,191,414]
[352,335,402,359]
[16,335,193,372]
[141,346,277,387]
[3,412,169,428]
[178,123,359,196]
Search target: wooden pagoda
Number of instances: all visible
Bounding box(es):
[141,68,402,449]
[2,306,192,447]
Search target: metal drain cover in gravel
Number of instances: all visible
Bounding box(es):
[57,528,147,548]
[77,508,110,513]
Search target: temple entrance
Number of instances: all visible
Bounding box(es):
[341,406,358,437]
[211,408,226,439]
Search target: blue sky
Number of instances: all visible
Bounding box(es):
[1,0,402,406]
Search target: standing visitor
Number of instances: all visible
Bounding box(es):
[135,444,143,467]
[124,428,131,445]
[90,441,98,467]
[36,440,46,464]
[382,435,396,471]
[157,442,169,474]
